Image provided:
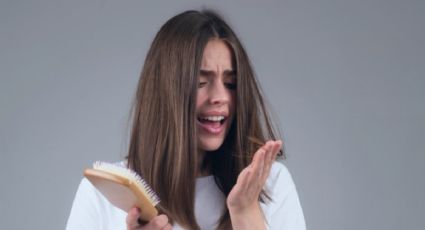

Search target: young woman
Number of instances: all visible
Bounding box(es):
[66,10,305,230]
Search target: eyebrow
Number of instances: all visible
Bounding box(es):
[199,69,236,77]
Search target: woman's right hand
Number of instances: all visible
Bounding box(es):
[126,207,172,230]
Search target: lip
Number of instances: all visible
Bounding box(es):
[197,111,228,117]
[197,111,228,135]
[197,118,226,134]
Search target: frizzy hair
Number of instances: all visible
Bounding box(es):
[126,10,284,229]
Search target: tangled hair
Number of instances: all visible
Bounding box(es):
[127,10,284,229]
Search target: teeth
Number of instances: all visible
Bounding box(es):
[200,116,225,121]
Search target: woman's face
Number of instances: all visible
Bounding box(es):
[196,39,236,152]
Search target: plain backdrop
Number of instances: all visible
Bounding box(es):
[1,0,424,229]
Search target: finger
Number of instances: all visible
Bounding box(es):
[271,140,282,160]
[161,224,173,230]
[237,150,261,195]
[126,207,141,229]
[146,214,169,229]
[242,147,266,196]
[227,167,252,208]
[264,141,274,162]
[251,146,266,180]
[261,141,281,183]
[236,167,251,192]
[266,141,279,164]
[260,141,275,182]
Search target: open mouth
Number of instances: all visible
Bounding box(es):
[197,115,227,125]
[197,115,227,134]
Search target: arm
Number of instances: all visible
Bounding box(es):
[66,179,173,230]
[227,140,282,230]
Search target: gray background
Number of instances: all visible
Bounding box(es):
[1,0,424,229]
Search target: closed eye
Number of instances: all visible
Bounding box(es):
[198,81,207,88]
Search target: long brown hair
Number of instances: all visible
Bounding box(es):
[127,10,284,229]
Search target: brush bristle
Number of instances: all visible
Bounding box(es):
[93,161,160,206]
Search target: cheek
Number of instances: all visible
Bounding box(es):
[196,91,206,109]
[230,92,236,112]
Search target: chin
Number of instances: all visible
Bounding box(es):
[198,137,225,152]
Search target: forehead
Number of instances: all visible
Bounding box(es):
[201,39,234,69]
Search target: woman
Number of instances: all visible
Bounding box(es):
[66,10,305,230]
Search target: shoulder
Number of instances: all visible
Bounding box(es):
[66,177,102,230]
[266,161,296,197]
[77,176,97,194]
[71,176,101,207]
[66,161,128,230]
[75,161,127,196]
[262,161,306,229]
[76,160,128,199]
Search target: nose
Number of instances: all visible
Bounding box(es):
[208,81,230,105]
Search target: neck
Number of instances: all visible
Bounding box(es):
[197,149,211,177]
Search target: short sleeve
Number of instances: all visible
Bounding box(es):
[262,162,306,230]
[65,161,135,230]
[65,178,102,230]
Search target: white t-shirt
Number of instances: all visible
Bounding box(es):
[66,161,306,230]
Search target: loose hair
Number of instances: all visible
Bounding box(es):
[127,10,284,229]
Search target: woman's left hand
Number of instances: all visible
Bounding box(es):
[226,140,282,229]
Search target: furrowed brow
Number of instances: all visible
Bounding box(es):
[199,69,215,77]
[223,69,236,77]
[199,69,236,77]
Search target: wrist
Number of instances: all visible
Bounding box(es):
[228,202,266,230]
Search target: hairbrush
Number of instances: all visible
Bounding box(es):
[84,161,160,221]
